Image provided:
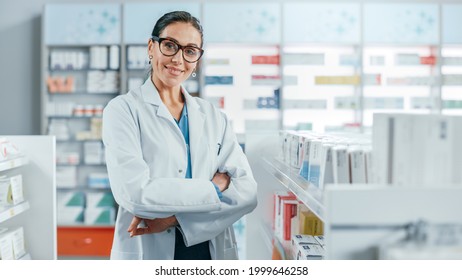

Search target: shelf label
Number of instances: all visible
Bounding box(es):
[9,208,15,216]
[251,55,280,65]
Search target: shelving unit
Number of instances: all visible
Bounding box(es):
[282,44,361,132]
[262,155,462,259]
[42,4,120,258]
[362,45,439,126]
[202,45,281,134]
[202,3,281,134]
[0,136,56,260]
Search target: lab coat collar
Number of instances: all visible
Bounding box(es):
[140,78,200,112]
[140,79,206,178]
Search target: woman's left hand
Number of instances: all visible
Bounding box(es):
[127,216,178,237]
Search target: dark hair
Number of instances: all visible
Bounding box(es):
[151,11,203,47]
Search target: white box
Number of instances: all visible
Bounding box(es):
[10,227,26,259]
[86,192,114,208]
[0,232,14,260]
[319,143,334,189]
[56,166,77,188]
[57,192,85,208]
[392,114,413,186]
[308,139,323,187]
[291,234,318,247]
[296,244,324,260]
[84,208,115,225]
[84,141,103,164]
[349,146,367,184]
[290,134,300,168]
[0,174,24,206]
[57,206,84,224]
[314,235,325,247]
[87,173,110,188]
[109,45,119,70]
[372,114,393,184]
[332,145,350,184]
[364,146,373,184]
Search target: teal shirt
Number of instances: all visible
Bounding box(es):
[175,104,222,199]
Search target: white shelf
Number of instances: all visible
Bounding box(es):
[262,157,325,222]
[0,156,28,172]
[0,201,30,223]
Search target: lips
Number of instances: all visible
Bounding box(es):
[165,65,184,76]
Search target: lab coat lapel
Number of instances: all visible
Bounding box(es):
[183,87,205,178]
[140,79,176,122]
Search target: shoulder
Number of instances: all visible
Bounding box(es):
[104,89,142,118]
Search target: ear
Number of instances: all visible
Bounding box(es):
[147,39,154,55]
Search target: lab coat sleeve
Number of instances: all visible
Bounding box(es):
[102,97,221,219]
[175,113,258,246]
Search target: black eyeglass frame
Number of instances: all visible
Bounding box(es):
[151,36,204,63]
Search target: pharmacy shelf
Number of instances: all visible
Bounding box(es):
[0,156,28,172]
[262,157,325,222]
[0,201,30,223]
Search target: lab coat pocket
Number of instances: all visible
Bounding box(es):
[110,250,142,260]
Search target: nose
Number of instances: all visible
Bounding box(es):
[171,48,183,64]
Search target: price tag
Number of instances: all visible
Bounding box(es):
[9,208,15,216]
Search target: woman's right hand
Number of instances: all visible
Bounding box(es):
[212,172,230,192]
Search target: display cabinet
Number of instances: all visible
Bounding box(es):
[0,136,56,260]
[42,4,120,257]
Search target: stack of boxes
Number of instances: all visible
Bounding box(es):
[57,191,115,225]
[279,130,372,189]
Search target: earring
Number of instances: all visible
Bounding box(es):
[148,55,153,64]
[192,69,196,78]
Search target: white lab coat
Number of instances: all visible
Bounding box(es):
[102,79,258,260]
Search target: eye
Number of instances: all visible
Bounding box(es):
[163,41,177,50]
[184,47,198,56]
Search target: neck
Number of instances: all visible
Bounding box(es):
[151,76,184,106]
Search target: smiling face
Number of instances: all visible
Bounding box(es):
[148,22,202,90]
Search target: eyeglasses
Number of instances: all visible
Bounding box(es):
[151,36,204,63]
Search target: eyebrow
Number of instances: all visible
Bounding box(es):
[165,36,200,48]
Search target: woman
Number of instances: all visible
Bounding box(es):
[102,11,258,260]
